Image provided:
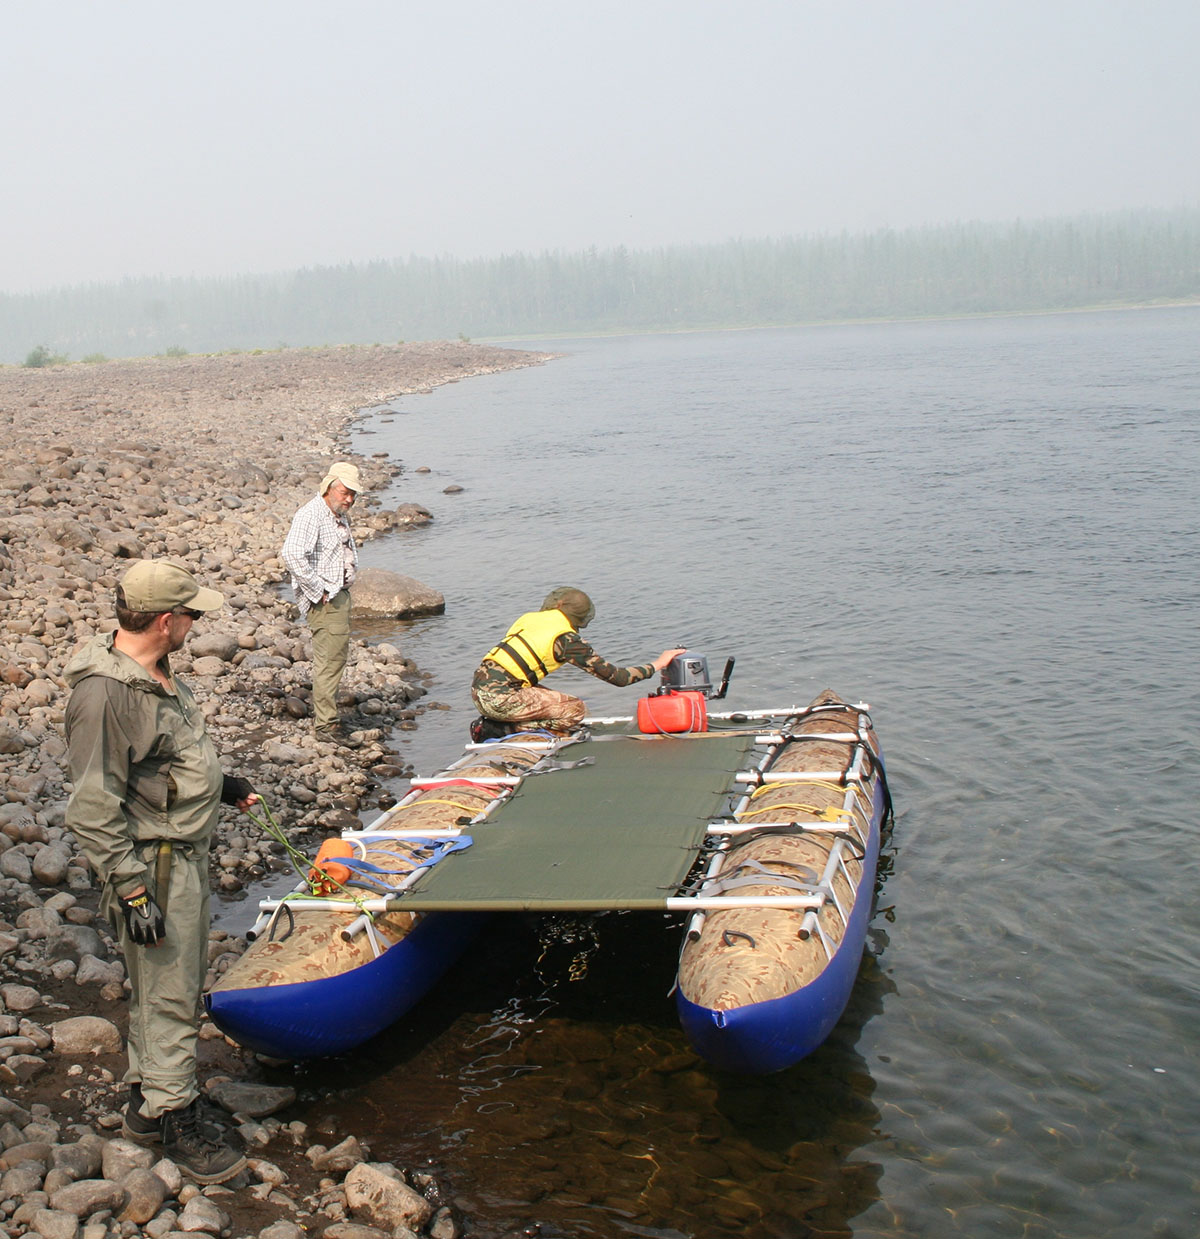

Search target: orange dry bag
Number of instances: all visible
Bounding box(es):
[308,838,355,895]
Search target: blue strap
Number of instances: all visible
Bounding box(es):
[338,836,473,891]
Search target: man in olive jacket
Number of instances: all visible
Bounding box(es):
[64,560,255,1184]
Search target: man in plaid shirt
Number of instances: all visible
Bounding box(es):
[281,462,362,741]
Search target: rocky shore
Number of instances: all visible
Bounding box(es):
[0,342,555,1239]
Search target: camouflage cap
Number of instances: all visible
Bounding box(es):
[542,586,595,629]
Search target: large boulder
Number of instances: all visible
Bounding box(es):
[351,568,444,618]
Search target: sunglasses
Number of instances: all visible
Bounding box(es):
[172,607,204,620]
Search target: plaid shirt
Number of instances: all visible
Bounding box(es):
[281,494,358,616]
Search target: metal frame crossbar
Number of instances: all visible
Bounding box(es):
[586,702,870,726]
[409,776,520,789]
[245,733,582,945]
[678,716,877,955]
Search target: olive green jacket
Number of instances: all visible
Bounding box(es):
[63,634,222,899]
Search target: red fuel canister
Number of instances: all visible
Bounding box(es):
[636,691,708,734]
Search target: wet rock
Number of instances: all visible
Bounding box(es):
[206,1080,296,1118]
[323,1225,391,1239]
[344,1163,433,1232]
[392,503,433,526]
[309,1135,366,1173]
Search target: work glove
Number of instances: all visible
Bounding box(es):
[221,775,255,805]
[118,889,166,946]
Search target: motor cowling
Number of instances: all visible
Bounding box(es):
[660,651,713,696]
[636,650,735,734]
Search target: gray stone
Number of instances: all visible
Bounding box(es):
[45,927,109,966]
[50,1016,122,1056]
[187,633,239,661]
[206,1080,296,1118]
[177,1194,227,1233]
[47,1179,129,1218]
[2,1161,48,1194]
[101,1139,155,1181]
[0,848,33,881]
[2,1054,50,1081]
[322,1226,390,1239]
[344,1163,433,1232]
[190,656,228,677]
[52,1138,104,1180]
[117,1166,168,1224]
[350,568,444,619]
[0,983,41,1012]
[392,503,433,526]
[257,1224,305,1239]
[32,845,72,885]
[308,1135,365,1173]
[74,955,124,986]
[29,1209,80,1239]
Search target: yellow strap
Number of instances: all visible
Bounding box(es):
[737,801,854,822]
[392,798,483,814]
[749,778,851,799]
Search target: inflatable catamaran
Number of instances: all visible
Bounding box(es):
[206,660,891,1075]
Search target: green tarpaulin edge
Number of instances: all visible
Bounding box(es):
[388,731,756,912]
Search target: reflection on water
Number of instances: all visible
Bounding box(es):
[282,914,891,1239]
[243,311,1200,1238]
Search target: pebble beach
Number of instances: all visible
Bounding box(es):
[0,341,555,1239]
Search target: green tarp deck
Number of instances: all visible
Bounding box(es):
[390,731,757,912]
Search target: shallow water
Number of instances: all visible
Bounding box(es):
[252,309,1199,1238]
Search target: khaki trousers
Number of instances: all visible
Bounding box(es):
[307,588,351,729]
[104,841,209,1117]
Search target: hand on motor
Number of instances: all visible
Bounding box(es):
[118,888,166,946]
[652,648,689,672]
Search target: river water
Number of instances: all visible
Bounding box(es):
[268,308,1199,1238]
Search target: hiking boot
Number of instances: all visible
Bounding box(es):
[315,724,360,748]
[161,1099,247,1184]
[121,1083,160,1146]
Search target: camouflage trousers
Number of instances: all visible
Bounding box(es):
[471,663,586,733]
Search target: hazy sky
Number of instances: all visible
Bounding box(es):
[4,0,1198,293]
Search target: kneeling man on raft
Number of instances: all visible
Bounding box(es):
[470,587,685,740]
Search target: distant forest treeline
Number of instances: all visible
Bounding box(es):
[3,209,1199,364]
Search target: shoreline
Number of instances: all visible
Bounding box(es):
[0,341,556,1238]
[477,294,1200,343]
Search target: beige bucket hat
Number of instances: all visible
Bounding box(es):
[320,462,363,495]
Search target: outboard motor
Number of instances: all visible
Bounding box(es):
[637,650,735,734]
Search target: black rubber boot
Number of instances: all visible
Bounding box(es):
[470,716,512,742]
[121,1083,160,1146]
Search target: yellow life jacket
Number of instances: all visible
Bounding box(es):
[484,609,575,685]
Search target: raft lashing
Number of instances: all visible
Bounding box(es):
[206,689,891,1073]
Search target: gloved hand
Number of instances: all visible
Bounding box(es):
[221,775,255,806]
[118,889,166,946]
